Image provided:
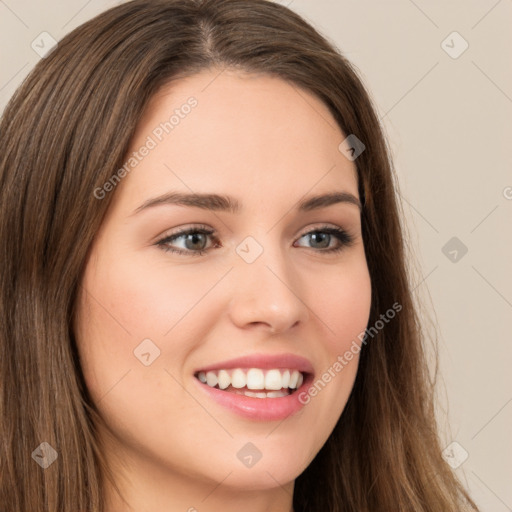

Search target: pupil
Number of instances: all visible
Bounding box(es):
[311,232,329,248]
[187,233,206,250]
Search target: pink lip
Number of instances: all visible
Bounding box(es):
[194,352,314,374]
[193,352,315,421]
[194,371,314,421]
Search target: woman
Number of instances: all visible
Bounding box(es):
[0,0,480,510]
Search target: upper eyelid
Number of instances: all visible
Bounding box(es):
[156,224,214,242]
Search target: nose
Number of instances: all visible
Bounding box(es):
[227,240,310,335]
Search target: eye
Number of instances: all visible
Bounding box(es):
[294,226,354,253]
[155,224,354,256]
[156,224,217,257]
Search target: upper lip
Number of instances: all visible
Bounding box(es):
[194,352,314,375]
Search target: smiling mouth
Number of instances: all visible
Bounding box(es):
[194,368,305,398]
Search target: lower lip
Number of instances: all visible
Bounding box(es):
[193,374,313,421]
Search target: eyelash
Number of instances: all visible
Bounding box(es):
[155,223,354,257]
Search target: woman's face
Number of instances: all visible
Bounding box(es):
[75,68,372,506]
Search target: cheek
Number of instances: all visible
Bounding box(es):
[73,252,202,459]
[302,255,371,411]
[73,248,228,405]
[313,256,372,353]
[78,250,219,345]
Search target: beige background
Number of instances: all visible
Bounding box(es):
[1,0,511,510]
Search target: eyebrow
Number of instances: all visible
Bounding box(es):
[132,190,361,215]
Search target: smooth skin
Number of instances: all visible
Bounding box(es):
[74,68,372,512]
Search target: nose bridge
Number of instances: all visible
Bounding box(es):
[227,231,310,333]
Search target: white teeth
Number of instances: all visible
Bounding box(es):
[246,368,265,390]
[266,390,288,398]
[231,368,246,388]
[234,389,289,399]
[244,391,267,398]
[206,371,218,387]
[281,370,290,388]
[217,369,230,390]
[264,369,284,390]
[196,367,306,393]
[288,370,299,388]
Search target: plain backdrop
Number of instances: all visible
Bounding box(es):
[0,1,511,510]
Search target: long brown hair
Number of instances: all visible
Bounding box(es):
[0,0,480,510]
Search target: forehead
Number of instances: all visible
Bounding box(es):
[116,69,359,209]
